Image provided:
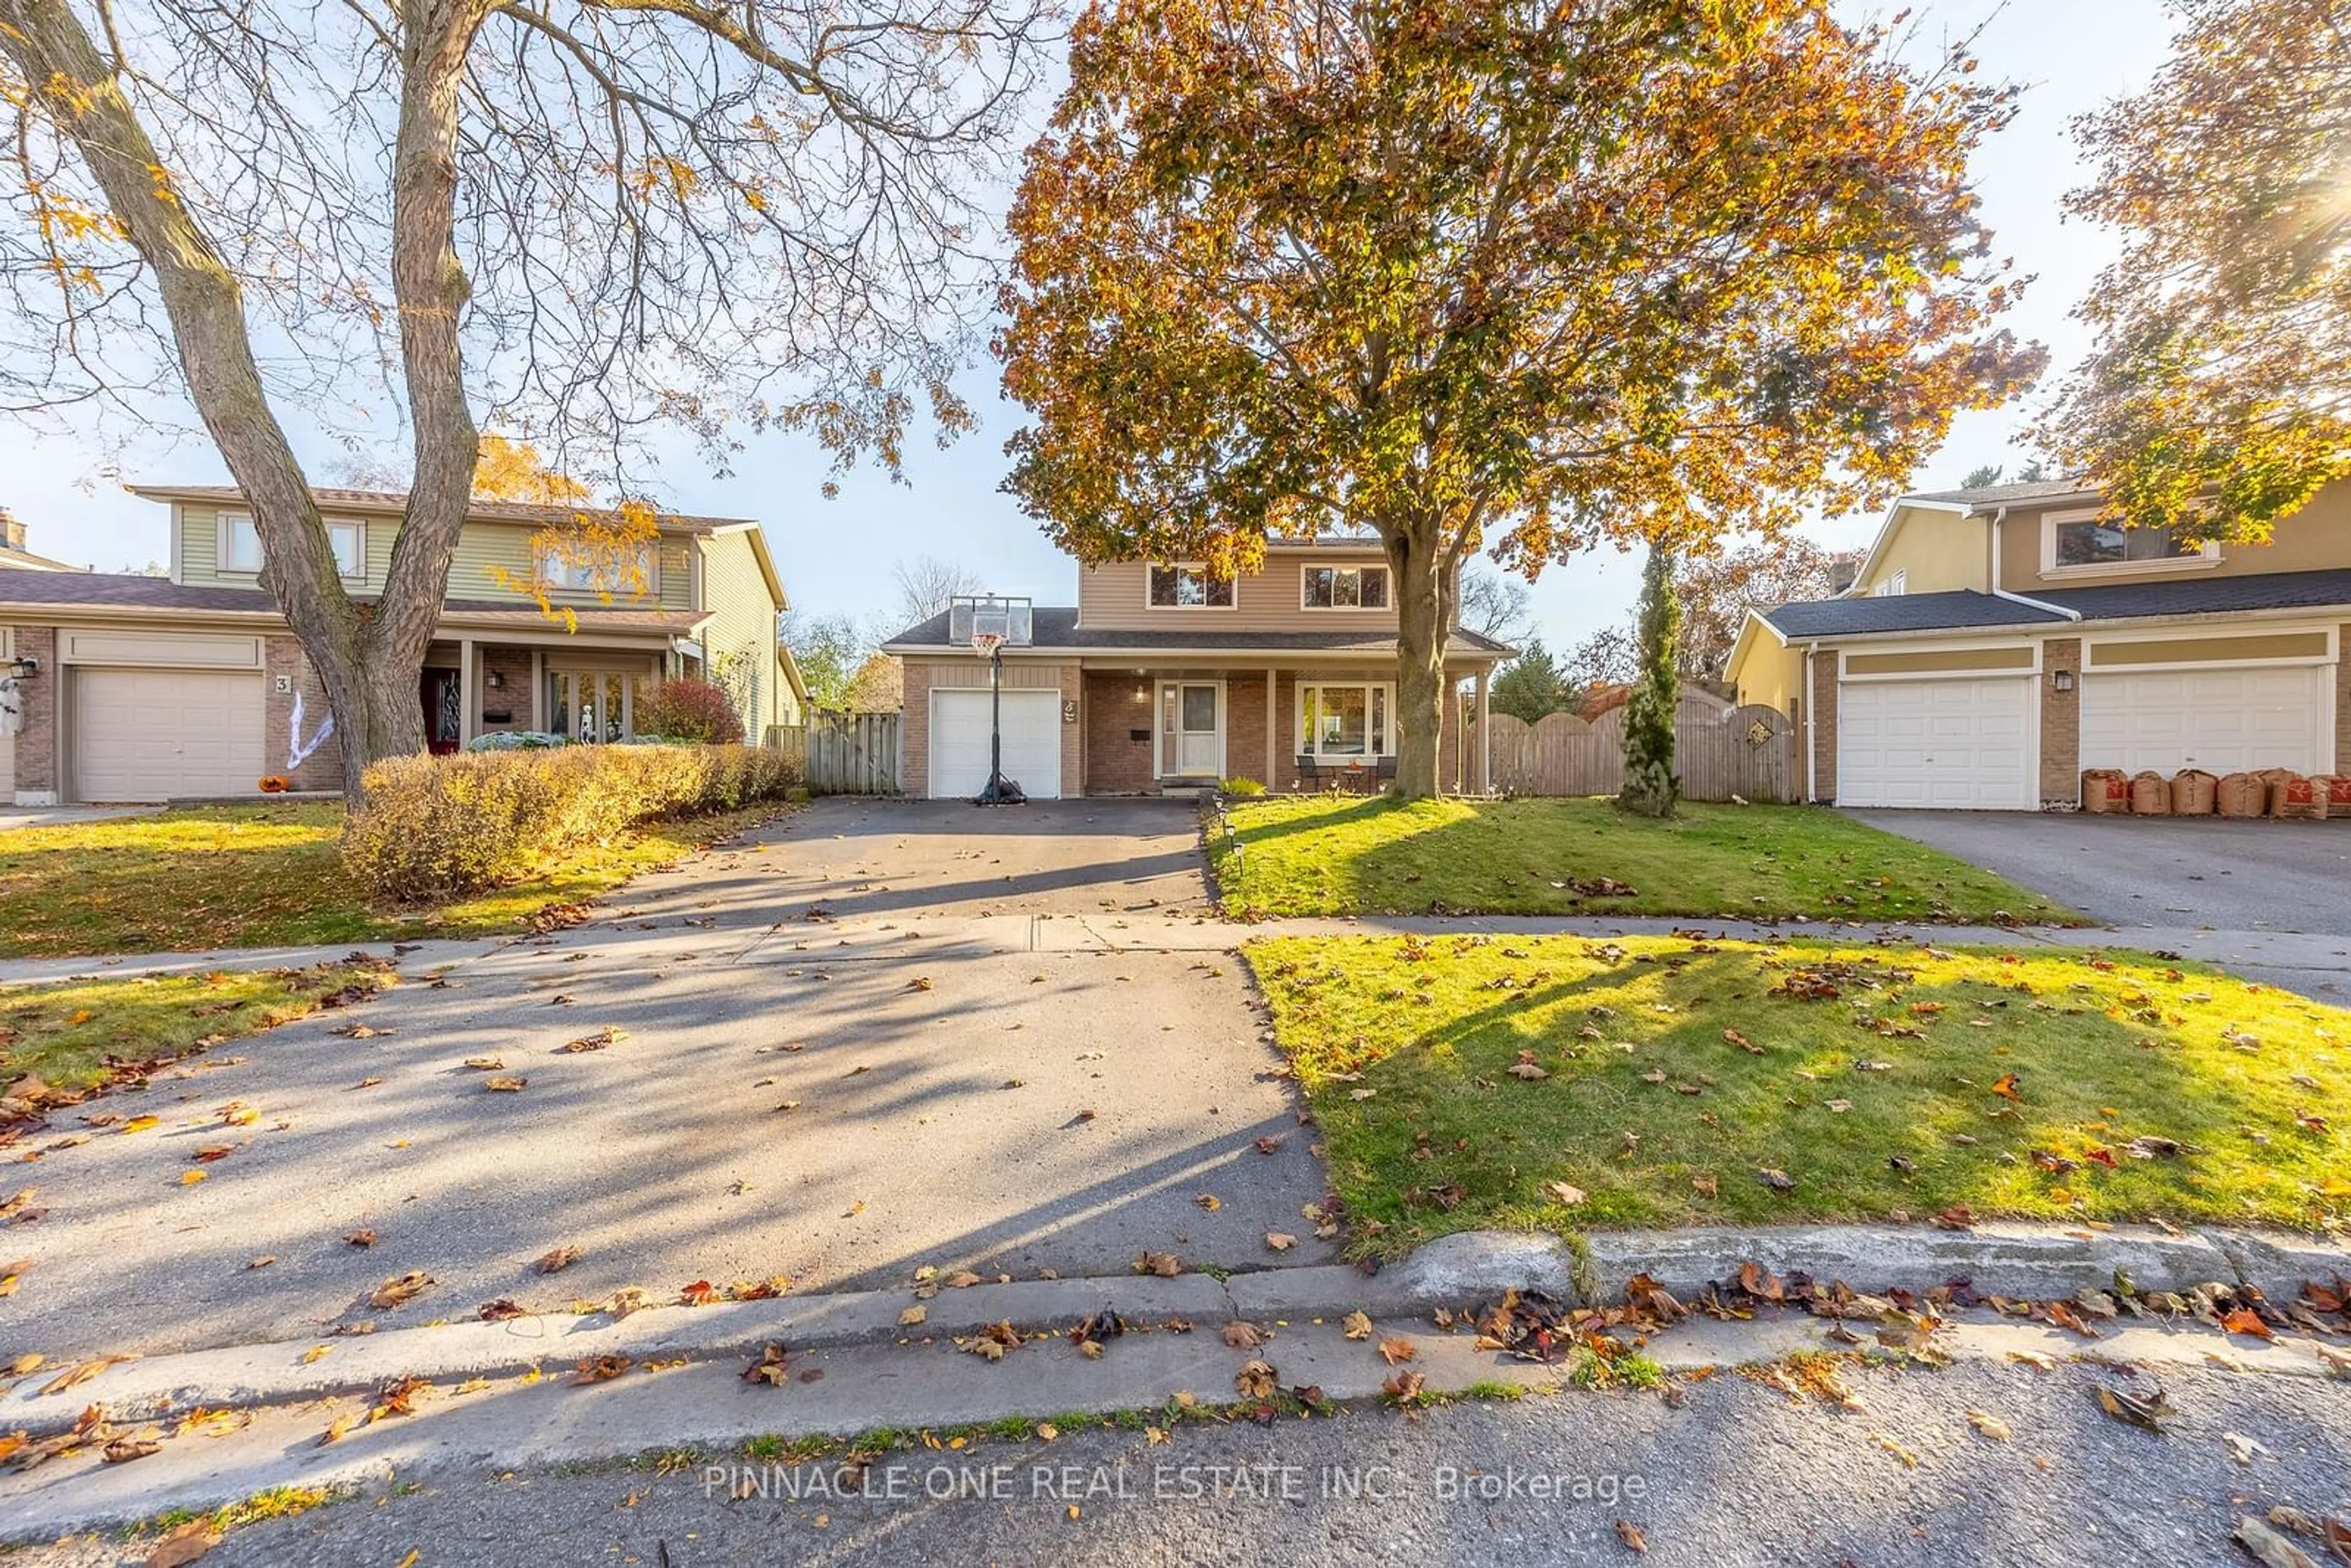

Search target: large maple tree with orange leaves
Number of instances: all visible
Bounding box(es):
[997,0,2044,795]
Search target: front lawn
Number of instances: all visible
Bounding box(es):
[1210,795,2078,923]
[0,961,391,1095]
[1251,933,2350,1248]
[0,801,787,959]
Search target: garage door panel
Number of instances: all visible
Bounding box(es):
[75,668,266,802]
[1839,677,2035,811]
[2080,667,2325,776]
[929,690,1062,800]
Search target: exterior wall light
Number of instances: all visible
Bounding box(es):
[2052,669,2074,692]
[7,656,38,680]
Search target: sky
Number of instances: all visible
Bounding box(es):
[0,0,2181,651]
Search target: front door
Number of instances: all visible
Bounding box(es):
[550,670,636,743]
[419,669,461,755]
[1159,681,1221,778]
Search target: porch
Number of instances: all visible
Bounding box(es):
[1076,662,1493,796]
[418,629,691,751]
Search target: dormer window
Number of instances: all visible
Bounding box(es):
[1302,563,1389,609]
[538,540,655,595]
[1147,564,1233,607]
[2045,511,2217,573]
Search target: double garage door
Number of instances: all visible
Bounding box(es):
[928,689,1062,800]
[74,668,267,802]
[1840,662,2332,811]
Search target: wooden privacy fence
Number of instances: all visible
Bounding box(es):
[1472,697,1799,803]
[774,712,902,795]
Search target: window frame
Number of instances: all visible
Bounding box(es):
[536,539,660,597]
[1144,562,1235,609]
[2040,508,2219,579]
[1300,562,1391,610]
[215,512,366,580]
[1296,680,1396,760]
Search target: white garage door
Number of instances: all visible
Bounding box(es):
[1839,677,2035,810]
[2080,667,2327,777]
[74,667,267,801]
[929,689,1063,800]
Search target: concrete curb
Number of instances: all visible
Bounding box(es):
[13,1221,2340,1439]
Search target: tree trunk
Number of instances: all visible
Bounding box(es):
[1,0,486,804]
[1386,527,1455,799]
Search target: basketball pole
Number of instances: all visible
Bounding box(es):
[976,634,1023,806]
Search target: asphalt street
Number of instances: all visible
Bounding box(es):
[20,1354,2350,1567]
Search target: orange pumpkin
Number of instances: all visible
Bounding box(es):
[258,776,291,793]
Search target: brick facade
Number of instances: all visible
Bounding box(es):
[1081,671,1157,793]
[900,658,939,797]
[263,636,343,790]
[2039,636,2081,808]
[12,626,56,801]
[1809,650,1837,803]
[479,647,534,736]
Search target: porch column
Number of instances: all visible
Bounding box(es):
[529,651,544,730]
[458,637,478,743]
[1264,667,1277,786]
[1474,666,1491,795]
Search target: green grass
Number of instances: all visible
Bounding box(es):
[0,961,391,1093]
[0,801,790,958]
[1209,795,2079,923]
[1250,932,2351,1246]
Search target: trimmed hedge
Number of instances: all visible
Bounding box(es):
[343,743,800,902]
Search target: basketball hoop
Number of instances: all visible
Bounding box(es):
[970,631,1004,660]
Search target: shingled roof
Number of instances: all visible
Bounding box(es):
[1759,568,2351,639]
[882,605,1514,657]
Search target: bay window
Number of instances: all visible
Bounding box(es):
[1299,681,1392,758]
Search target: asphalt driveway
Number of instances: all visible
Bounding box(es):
[1845,808,2351,934]
[3,799,1335,1361]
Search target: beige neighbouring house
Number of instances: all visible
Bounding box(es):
[1723,477,2351,810]
[879,538,1513,800]
[0,486,808,805]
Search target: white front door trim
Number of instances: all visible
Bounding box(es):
[1157,679,1224,779]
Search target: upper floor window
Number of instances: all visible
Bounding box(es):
[2046,511,2216,572]
[539,541,655,595]
[1302,563,1389,609]
[1147,563,1233,607]
[219,512,364,578]
[1873,570,1906,598]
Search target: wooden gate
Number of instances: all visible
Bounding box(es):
[775,712,902,795]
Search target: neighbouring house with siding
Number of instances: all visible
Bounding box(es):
[1723,476,2351,809]
[0,485,807,804]
[879,537,1513,799]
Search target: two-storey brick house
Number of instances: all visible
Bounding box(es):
[1725,476,2351,809]
[0,486,805,804]
[881,538,1513,799]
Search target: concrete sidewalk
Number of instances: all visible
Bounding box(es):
[7,910,2345,993]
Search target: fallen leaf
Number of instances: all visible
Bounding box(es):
[2221,1307,2274,1340]
[1194,1193,1221,1212]
[346,1229,378,1248]
[1990,1072,2023,1101]
[1221,1321,1263,1349]
[1341,1311,1373,1341]
[1264,1232,1297,1251]
[743,1345,791,1386]
[899,1305,928,1327]
[1235,1359,1277,1400]
[1615,1520,1648,1554]
[1378,1337,1417,1365]
[1966,1408,2012,1442]
[2094,1383,2174,1432]
[143,1519,221,1566]
[40,1354,135,1395]
[536,1246,580,1273]
[484,1076,528,1092]
[1381,1369,1425,1402]
[1133,1251,1181,1278]
[462,1057,505,1071]
[571,1354,632,1384]
[1545,1181,1588,1207]
[369,1271,434,1309]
